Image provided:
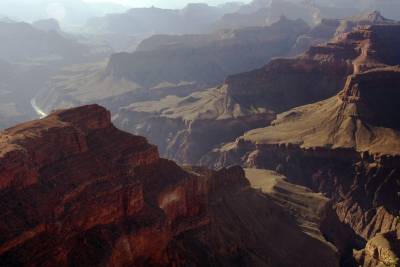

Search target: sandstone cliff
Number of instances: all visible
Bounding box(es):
[0,20,111,131]
[207,26,400,267]
[114,23,400,166]
[0,105,341,267]
[34,17,310,122]
[290,11,398,55]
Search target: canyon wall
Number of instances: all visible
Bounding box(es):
[0,105,341,267]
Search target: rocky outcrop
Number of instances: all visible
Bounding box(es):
[0,19,112,130]
[36,14,400,168]
[0,104,200,266]
[35,18,315,165]
[226,22,400,112]
[354,230,400,267]
[106,17,310,87]
[113,23,400,166]
[114,86,276,164]
[0,105,342,266]
[290,11,398,55]
[207,26,400,267]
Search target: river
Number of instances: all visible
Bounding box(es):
[30,98,47,118]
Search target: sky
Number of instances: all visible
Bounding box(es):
[83,0,236,8]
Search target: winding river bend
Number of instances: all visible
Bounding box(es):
[30,98,47,118]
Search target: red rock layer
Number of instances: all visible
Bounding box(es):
[0,105,207,266]
[0,105,341,267]
[209,70,400,260]
[204,24,400,266]
[224,24,400,113]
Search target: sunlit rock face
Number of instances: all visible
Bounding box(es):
[0,105,194,266]
[207,24,400,266]
[114,20,400,166]
[0,21,87,62]
[106,17,310,88]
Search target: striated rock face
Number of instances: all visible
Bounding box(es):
[208,25,400,267]
[354,230,400,267]
[0,105,173,266]
[114,86,276,164]
[0,21,87,62]
[290,11,398,55]
[225,23,400,113]
[34,17,311,127]
[0,105,341,267]
[114,23,400,166]
[215,142,400,239]
[106,17,310,88]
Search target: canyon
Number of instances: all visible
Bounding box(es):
[0,105,342,267]
[0,1,399,266]
[205,26,400,267]
[0,19,110,130]
[31,16,314,126]
[112,19,398,165]
[113,23,400,267]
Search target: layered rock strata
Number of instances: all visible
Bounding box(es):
[208,52,400,267]
[0,105,340,267]
[115,24,400,165]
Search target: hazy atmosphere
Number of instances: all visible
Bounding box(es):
[0,0,251,25]
[0,0,399,266]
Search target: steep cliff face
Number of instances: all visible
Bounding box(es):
[0,105,184,266]
[0,105,341,267]
[34,17,311,123]
[114,24,400,166]
[106,17,310,88]
[354,230,400,267]
[290,11,398,55]
[225,23,400,112]
[208,38,400,266]
[168,166,340,267]
[114,86,276,164]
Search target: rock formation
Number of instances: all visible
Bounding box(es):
[0,19,112,130]
[115,86,276,164]
[0,105,341,267]
[106,16,310,87]
[207,24,400,267]
[113,22,400,165]
[34,17,310,126]
[354,230,400,267]
[290,11,397,55]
